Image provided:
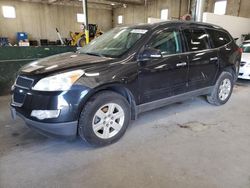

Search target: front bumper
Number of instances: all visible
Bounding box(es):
[11,107,78,138]
[10,81,90,138]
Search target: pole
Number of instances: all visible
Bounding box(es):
[188,0,191,14]
[82,0,89,44]
[56,28,64,45]
[179,0,182,19]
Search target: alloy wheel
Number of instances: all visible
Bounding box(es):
[92,103,125,139]
[218,78,232,101]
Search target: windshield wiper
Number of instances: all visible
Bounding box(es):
[85,52,105,58]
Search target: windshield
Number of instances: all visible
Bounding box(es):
[241,43,250,53]
[79,27,148,58]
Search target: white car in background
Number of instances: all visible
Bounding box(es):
[238,40,250,80]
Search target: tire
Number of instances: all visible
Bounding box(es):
[234,61,240,83]
[207,71,234,106]
[77,37,86,47]
[78,91,131,146]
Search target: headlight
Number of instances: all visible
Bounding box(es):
[32,70,84,91]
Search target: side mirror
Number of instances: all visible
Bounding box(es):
[139,48,162,61]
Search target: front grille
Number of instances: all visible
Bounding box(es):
[240,62,246,67]
[15,76,34,89]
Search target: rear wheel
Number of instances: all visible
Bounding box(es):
[78,91,130,146]
[207,72,234,105]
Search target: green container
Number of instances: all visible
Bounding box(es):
[0,46,76,95]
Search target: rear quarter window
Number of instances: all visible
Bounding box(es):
[207,29,231,48]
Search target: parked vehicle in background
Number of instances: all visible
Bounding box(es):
[242,39,250,45]
[238,41,250,80]
[10,21,241,146]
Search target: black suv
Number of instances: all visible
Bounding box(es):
[10,21,241,146]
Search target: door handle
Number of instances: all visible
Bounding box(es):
[210,57,218,61]
[176,62,187,67]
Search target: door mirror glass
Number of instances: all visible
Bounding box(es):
[140,48,162,60]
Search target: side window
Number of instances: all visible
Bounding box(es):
[207,29,231,48]
[183,29,210,51]
[148,30,182,55]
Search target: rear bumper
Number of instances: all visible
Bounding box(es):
[15,110,78,138]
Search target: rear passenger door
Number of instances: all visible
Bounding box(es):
[206,28,236,71]
[182,28,219,91]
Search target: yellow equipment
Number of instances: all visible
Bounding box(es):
[70,24,103,47]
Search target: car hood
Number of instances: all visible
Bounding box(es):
[242,53,250,62]
[20,52,111,75]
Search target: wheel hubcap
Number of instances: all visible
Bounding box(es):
[92,103,125,139]
[218,78,231,101]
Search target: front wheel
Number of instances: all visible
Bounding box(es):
[207,72,234,106]
[78,91,131,146]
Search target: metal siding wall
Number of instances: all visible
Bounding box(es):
[0,1,112,43]
[113,0,250,27]
[204,0,250,18]
[113,0,189,27]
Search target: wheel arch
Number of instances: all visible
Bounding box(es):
[224,64,238,82]
[78,83,138,121]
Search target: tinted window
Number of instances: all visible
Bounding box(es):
[207,29,231,48]
[240,43,250,53]
[183,29,210,51]
[148,30,182,55]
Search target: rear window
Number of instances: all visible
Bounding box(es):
[183,28,210,51]
[207,29,231,48]
[240,43,250,53]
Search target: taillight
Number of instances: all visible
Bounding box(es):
[238,48,243,54]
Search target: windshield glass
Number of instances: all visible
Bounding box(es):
[241,43,250,53]
[79,27,148,58]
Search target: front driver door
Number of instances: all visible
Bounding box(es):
[138,28,189,104]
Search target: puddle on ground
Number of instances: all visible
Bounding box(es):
[177,121,214,132]
[11,132,20,137]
